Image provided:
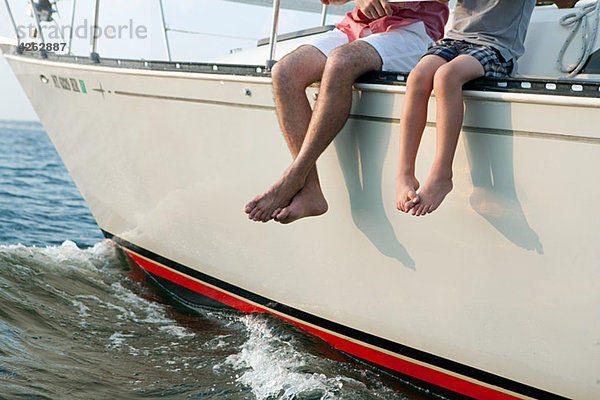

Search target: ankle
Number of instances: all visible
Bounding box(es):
[428,174,453,189]
[428,166,453,182]
[397,176,418,189]
[283,164,305,182]
[396,170,416,181]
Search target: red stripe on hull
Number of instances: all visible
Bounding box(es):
[127,251,524,400]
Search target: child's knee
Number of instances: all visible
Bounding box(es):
[432,65,463,92]
[407,66,434,94]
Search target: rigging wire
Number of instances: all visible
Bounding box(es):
[166,27,259,41]
[556,0,600,77]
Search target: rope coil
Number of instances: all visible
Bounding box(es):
[556,1,600,77]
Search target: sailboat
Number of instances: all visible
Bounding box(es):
[2,0,599,398]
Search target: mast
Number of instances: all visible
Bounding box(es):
[90,0,100,62]
[27,0,47,57]
[67,0,76,55]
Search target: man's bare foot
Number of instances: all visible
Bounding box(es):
[411,176,453,216]
[396,174,420,213]
[244,172,306,222]
[274,185,328,224]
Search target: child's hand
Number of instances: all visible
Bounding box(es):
[355,0,393,19]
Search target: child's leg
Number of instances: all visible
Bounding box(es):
[396,55,447,212]
[412,54,484,216]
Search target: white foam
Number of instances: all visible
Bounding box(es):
[75,294,103,302]
[158,325,195,339]
[71,299,90,318]
[204,334,231,349]
[106,331,134,349]
[224,315,366,400]
[0,239,118,273]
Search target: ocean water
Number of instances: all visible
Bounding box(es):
[0,121,442,400]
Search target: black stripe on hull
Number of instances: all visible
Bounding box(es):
[102,230,570,400]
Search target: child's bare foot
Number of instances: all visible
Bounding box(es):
[396,174,420,213]
[274,185,328,224]
[411,175,453,216]
[244,171,305,223]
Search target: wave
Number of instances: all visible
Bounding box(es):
[0,240,203,398]
[0,240,430,399]
[0,120,43,131]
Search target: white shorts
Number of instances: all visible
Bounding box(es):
[305,22,433,72]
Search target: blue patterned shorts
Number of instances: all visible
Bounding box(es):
[425,39,514,78]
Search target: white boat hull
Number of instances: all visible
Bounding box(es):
[4,47,600,399]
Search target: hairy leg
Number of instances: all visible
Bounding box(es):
[396,55,446,213]
[248,40,383,223]
[412,54,484,216]
[275,41,384,223]
[245,46,327,222]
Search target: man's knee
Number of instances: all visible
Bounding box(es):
[324,42,381,80]
[271,56,301,87]
[271,60,294,88]
[272,46,325,90]
[324,48,350,76]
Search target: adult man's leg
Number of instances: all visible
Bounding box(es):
[246,45,328,223]
[245,40,383,223]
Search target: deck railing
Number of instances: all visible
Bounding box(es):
[2,0,328,68]
[3,0,21,52]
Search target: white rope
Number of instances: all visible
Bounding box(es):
[556,1,600,77]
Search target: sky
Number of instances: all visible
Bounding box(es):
[0,0,336,121]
